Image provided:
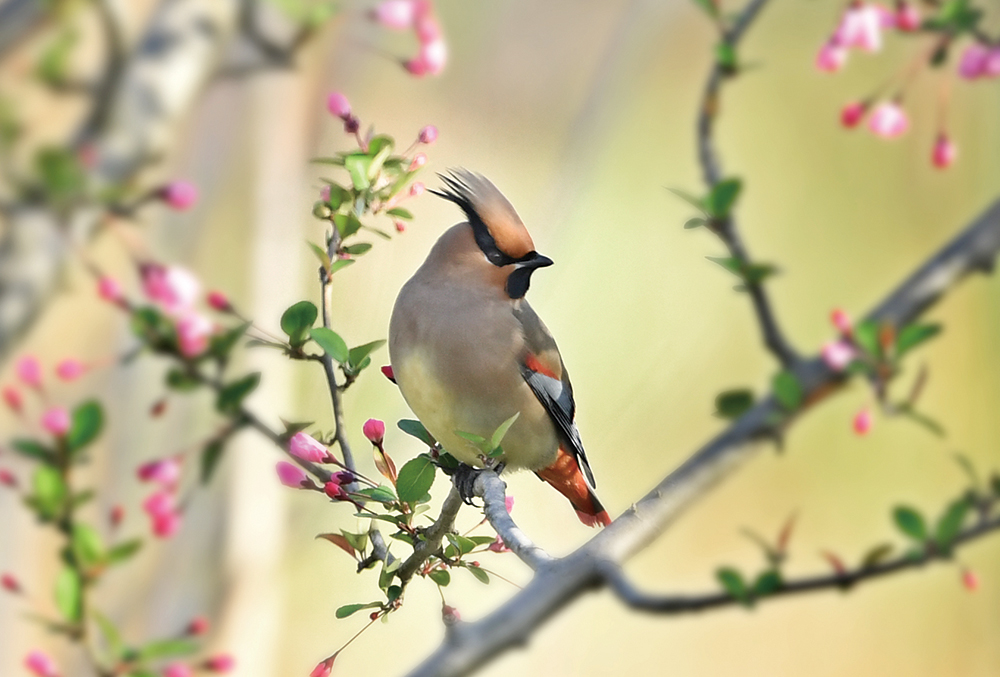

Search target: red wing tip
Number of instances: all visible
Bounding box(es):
[576,510,612,528]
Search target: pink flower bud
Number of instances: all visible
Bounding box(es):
[984,48,1000,77]
[152,510,182,539]
[418,126,438,145]
[187,616,210,636]
[363,418,386,445]
[324,480,348,501]
[97,276,124,303]
[958,44,988,79]
[289,432,331,463]
[3,386,23,414]
[163,662,193,677]
[932,133,957,169]
[830,308,852,334]
[176,312,214,358]
[161,181,198,211]
[17,356,43,390]
[326,91,352,119]
[142,265,201,317]
[415,14,442,42]
[110,504,124,527]
[394,220,406,233]
[24,650,59,677]
[372,0,416,29]
[487,535,511,553]
[276,461,309,488]
[2,572,20,593]
[867,101,909,138]
[0,468,16,488]
[409,153,428,171]
[55,359,86,381]
[417,39,447,75]
[442,604,461,625]
[821,341,857,372]
[962,568,979,591]
[405,57,430,77]
[334,470,355,484]
[381,365,396,382]
[203,654,235,673]
[834,3,883,52]
[853,407,873,436]
[41,407,70,437]
[137,457,182,487]
[410,182,426,198]
[840,101,868,128]
[310,657,336,677]
[207,291,231,312]
[815,41,848,73]
[320,184,331,202]
[894,0,920,31]
[143,490,176,518]
[505,495,514,513]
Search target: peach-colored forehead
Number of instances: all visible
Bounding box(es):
[476,190,535,259]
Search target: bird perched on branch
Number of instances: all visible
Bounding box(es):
[388,170,611,527]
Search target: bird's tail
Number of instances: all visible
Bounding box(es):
[536,446,612,528]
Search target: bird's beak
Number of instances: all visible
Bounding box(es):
[518,252,553,270]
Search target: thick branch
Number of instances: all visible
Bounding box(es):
[473,471,552,570]
[404,197,1000,677]
[603,513,1000,613]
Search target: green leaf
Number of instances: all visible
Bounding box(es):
[706,256,743,278]
[684,217,706,229]
[166,368,200,391]
[355,485,397,504]
[465,564,490,584]
[428,569,451,586]
[333,213,364,240]
[336,602,382,619]
[715,389,754,419]
[36,28,77,86]
[398,420,436,447]
[895,323,942,359]
[67,401,103,453]
[743,263,778,285]
[341,530,369,553]
[343,243,373,256]
[772,370,803,411]
[33,466,67,517]
[280,301,318,347]
[897,405,946,437]
[310,327,349,363]
[344,154,372,190]
[753,570,782,596]
[11,438,54,463]
[106,539,143,565]
[446,533,478,555]
[490,412,520,453]
[72,524,104,568]
[705,178,742,218]
[715,42,737,71]
[136,639,199,661]
[691,0,719,17]
[454,430,487,452]
[329,259,356,275]
[387,207,413,219]
[55,567,82,622]
[35,146,86,204]
[308,241,332,273]
[210,321,251,359]
[934,498,971,550]
[92,610,125,660]
[893,506,928,542]
[200,439,225,485]
[395,456,437,503]
[215,372,261,415]
[666,187,707,214]
[860,543,893,569]
[348,339,387,370]
[716,568,751,607]
[852,319,880,357]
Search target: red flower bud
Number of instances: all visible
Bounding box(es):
[160,181,198,211]
[363,418,386,445]
[2,386,22,414]
[207,291,231,312]
[2,572,21,593]
[853,407,873,436]
[186,615,209,636]
[203,654,235,673]
[326,92,352,119]
[418,125,438,145]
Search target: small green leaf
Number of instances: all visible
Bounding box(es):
[465,563,490,584]
[33,466,67,517]
[166,368,200,391]
[308,241,332,273]
[333,213,364,240]
[428,569,451,586]
[387,207,413,219]
[210,321,251,360]
[705,178,742,218]
[715,389,754,419]
[934,498,971,550]
[489,412,520,453]
[136,639,199,661]
[355,485,397,504]
[395,456,437,503]
[329,259,356,275]
[716,567,751,607]
[753,570,782,596]
[895,323,942,358]
[715,42,737,71]
[706,256,743,277]
[200,439,225,485]
[310,327,349,363]
[852,319,880,357]
[215,372,261,414]
[691,0,719,18]
[666,187,707,214]
[398,419,436,447]
[743,263,778,285]
[342,243,372,256]
[860,543,893,569]
[11,439,54,463]
[344,154,372,190]
[341,530,369,553]
[772,370,803,411]
[348,339,387,370]
[106,539,143,565]
[67,401,103,453]
[893,506,928,542]
[55,567,82,622]
[72,524,104,568]
[280,301,318,346]
[92,611,125,660]
[336,602,382,619]
[897,405,946,437]
[684,217,706,229]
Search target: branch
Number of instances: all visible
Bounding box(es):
[696,0,799,367]
[602,513,1000,613]
[404,196,1000,677]
[397,487,464,584]
[0,0,47,61]
[473,471,552,570]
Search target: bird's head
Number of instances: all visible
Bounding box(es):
[434,170,553,299]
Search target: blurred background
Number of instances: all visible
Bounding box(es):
[1,0,999,675]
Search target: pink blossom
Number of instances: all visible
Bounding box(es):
[441,604,461,625]
[867,101,909,138]
[487,535,511,553]
[0,468,16,487]
[831,308,852,334]
[311,657,335,677]
[853,407,873,436]
[24,650,59,677]
[874,3,896,28]
[395,220,406,233]
[833,3,884,52]
[41,407,70,437]
[176,312,214,358]
[142,265,201,317]
[962,568,979,591]
[983,48,1000,77]
[816,41,848,73]
[161,181,198,211]
[163,662,193,677]
[187,616,209,636]
[414,39,447,76]
[957,44,988,79]
[143,490,176,518]
[932,134,957,169]
[372,0,416,29]
[414,13,442,42]
[207,291,231,312]
[55,359,86,381]
[418,125,438,145]
[289,432,331,463]
[894,0,920,31]
[152,510,182,538]
[409,153,428,171]
[363,418,386,445]
[137,457,182,487]
[3,386,22,414]
[320,184,331,202]
[410,182,426,197]
[840,101,868,128]
[821,340,857,372]
[204,654,235,672]
[97,276,124,303]
[326,91,352,119]
[276,461,309,488]
[2,572,20,593]
[17,356,43,390]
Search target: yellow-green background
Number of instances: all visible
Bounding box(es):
[1,0,999,675]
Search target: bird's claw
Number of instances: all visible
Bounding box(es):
[450,463,505,506]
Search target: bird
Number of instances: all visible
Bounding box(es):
[388,169,611,527]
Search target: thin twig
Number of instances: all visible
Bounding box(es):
[397,487,465,584]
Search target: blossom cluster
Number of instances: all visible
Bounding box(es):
[370,0,447,76]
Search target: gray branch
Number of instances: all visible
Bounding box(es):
[473,471,552,570]
[404,196,1000,677]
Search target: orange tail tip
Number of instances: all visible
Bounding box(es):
[537,446,611,528]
